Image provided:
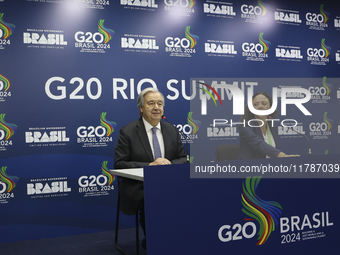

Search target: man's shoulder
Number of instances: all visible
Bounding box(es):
[160,119,174,128]
[120,118,175,133]
[121,118,143,131]
[160,120,178,135]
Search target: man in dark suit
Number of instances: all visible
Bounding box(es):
[114,87,187,249]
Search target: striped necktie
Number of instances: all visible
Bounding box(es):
[152,127,162,160]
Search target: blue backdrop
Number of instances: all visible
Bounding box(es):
[1,0,340,244]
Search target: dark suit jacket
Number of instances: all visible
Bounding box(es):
[238,124,281,160]
[114,118,187,214]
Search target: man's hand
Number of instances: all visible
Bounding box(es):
[149,158,171,166]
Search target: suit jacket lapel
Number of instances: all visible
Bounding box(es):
[160,121,169,158]
[136,118,154,162]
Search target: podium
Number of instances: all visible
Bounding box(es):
[143,163,339,255]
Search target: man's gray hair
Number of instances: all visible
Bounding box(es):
[137,87,165,117]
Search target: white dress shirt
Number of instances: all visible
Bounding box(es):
[142,118,165,159]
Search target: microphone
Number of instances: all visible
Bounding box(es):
[268,116,311,156]
[162,115,190,163]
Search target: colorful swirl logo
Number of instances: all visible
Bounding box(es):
[0,13,15,39]
[185,26,199,49]
[320,4,330,24]
[187,112,201,135]
[198,82,222,106]
[0,166,19,193]
[101,161,115,185]
[259,33,271,54]
[323,112,333,131]
[241,176,282,245]
[258,0,269,16]
[98,19,115,44]
[322,76,332,96]
[189,0,196,8]
[0,114,17,140]
[0,73,10,91]
[100,112,117,137]
[321,39,331,58]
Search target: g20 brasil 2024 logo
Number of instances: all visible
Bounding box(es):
[98,19,114,44]
[187,112,201,135]
[321,38,331,58]
[0,166,19,193]
[0,113,17,141]
[185,26,199,49]
[0,13,15,39]
[259,33,270,54]
[320,4,330,24]
[101,161,115,185]
[218,176,282,245]
[258,0,269,16]
[323,112,333,131]
[100,112,117,137]
[241,176,282,245]
[322,76,332,96]
[0,73,10,92]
